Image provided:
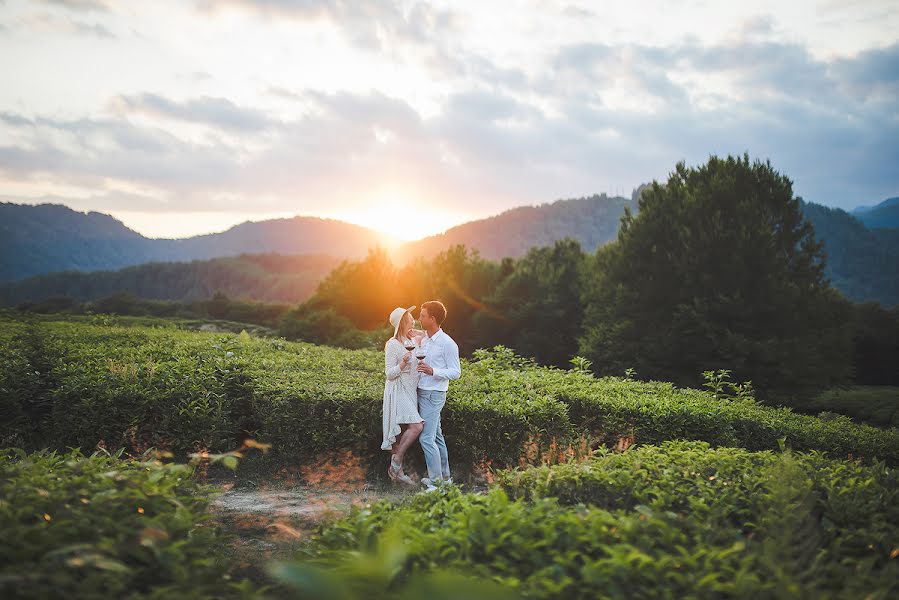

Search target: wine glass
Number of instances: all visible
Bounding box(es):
[403,338,416,369]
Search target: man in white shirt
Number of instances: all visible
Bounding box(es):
[416,300,461,489]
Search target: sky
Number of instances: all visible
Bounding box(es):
[0,0,897,240]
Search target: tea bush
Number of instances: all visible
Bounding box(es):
[0,447,257,599]
[2,314,898,473]
[300,443,899,599]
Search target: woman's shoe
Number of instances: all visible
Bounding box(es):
[388,459,403,482]
[388,458,415,485]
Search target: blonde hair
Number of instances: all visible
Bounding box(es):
[385,311,413,349]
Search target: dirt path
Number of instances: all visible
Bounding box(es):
[209,481,416,580]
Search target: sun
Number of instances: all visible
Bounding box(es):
[328,193,466,243]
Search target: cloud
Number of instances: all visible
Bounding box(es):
[1,23,897,220]
[560,5,596,19]
[197,0,461,52]
[37,0,109,13]
[0,110,240,195]
[109,94,276,132]
[16,11,116,39]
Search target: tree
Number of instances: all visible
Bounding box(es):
[475,238,587,367]
[579,155,853,398]
[306,247,400,330]
[396,245,502,353]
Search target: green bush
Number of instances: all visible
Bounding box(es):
[2,315,899,473]
[300,443,899,599]
[0,447,256,599]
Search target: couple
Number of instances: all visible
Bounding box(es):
[381,300,460,491]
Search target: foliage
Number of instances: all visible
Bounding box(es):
[474,239,588,367]
[277,304,376,349]
[848,302,899,385]
[0,252,341,306]
[3,315,898,471]
[306,245,503,353]
[800,386,899,429]
[579,155,854,398]
[0,447,257,599]
[300,442,899,599]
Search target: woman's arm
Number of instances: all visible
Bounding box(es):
[385,340,410,380]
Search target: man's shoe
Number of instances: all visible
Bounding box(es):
[421,485,439,493]
[421,477,453,487]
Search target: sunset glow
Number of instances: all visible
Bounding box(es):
[326,194,471,242]
[0,0,896,238]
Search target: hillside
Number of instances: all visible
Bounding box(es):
[0,253,341,306]
[4,194,899,308]
[0,202,391,282]
[852,196,899,229]
[800,201,899,306]
[400,192,637,260]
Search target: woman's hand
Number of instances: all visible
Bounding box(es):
[400,351,413,370]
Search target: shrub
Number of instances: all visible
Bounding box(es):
[300,443,899,599]
[2,316,898,474]
[0,447,256,599]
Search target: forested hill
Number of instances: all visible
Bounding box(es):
[852,196,899,229]
[800,201,899,307]
[0,253,341,306]
[0,202,391,282]
[400,193,638,261]
[3,195,898,308]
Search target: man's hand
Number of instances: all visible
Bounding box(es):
[417,362,434,375]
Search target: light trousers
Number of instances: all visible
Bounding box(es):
[417,389,450,480]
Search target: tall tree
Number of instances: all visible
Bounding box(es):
[579,155,853,397]
[475,238,587,367]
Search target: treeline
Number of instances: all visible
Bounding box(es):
[16,291,291,329]
[283,156,899,401]
[0,253,341,305]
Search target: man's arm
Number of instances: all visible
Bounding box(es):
[431,339,461,380]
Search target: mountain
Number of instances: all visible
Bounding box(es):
[851,197,899,229]
[401,193,637,261]
[3,193,898,309]
[801,201,899,307]
[0,253,342,306]
[0,202,392,283]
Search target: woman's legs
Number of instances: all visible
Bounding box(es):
[392,421,423,470]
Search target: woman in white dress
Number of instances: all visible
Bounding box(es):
[382,305,424,484]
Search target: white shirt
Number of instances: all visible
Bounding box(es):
[417,328,461,392]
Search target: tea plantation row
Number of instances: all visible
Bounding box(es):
[2,314,898,471]
[301,441,899,599]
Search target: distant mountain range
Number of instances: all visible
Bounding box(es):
[1,191,898,307]
[403,193,638,261]
[851,197,899,229]
[800,202,899,307]
[0,202,389,282]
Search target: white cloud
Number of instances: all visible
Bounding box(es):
[0,0,897,238]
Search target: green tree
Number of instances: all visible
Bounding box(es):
[579,155,853,397]
[306,247,400,330]
[397,245,502,353]
[475,238,587,367]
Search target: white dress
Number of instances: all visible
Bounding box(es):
[381,337,424,451]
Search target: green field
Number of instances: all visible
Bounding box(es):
[3,312,898,598]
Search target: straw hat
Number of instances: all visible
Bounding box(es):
[389,305,416,337]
